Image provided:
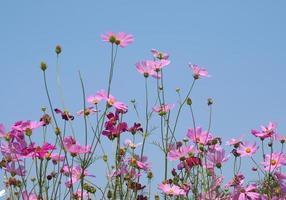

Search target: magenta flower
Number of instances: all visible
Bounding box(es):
[158,183,186,196]
[12,120,44,133]
[32,143,56,159]
[187,127,212,145]
[128,122,143,134]
[153,103,175,116]
[101,32,134,48]
[63,136,91,156]
[151,49,169,60]
[54,108,74,121]
[168,145,195,161]
[261,152,286,172]
[251,121,276,139]
[135,60,160,78]
[76,106,98,116]
[189,63,209,79]
[237,141,258,157]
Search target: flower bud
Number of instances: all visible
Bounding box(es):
[107,190,112,199]
[54,127,61,135]
[55,45,62,55]
[103,155,108,162]
[155,195,160,200]
[207,98,213,106]
[40,62,47,71]
[187,97,192,106]
[147,171,153,179]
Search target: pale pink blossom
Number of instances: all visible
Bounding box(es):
[23,191,37,200]
[158,183,186,196]
[62,165,94,188]
[187,127,212,145]
[135,60,160,78]
[63,136,91,156]
[261,152,286,172]
[232,184,260,200]
[0,123,6,138]
[101,32,134,48]
[149,60,170,72]
[168,145,195,161]
[76,106,98,116]
[207,149,229,168]
[87,89,107,104]
[153,104,175,115]
[189,63,209,79]
[151,49,169,60]
[237,141,258,157]
[226,134,244,146]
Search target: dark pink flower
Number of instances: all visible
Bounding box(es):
[128,123,143,134]
[54,108,74,121]
[63,136,91,156]
[32,143,56,159]
[189,63,209,79]
[101,32,134,48]
[251,122,276,139]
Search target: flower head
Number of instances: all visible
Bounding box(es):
[251,122,277,139]
[261,152,286,172]
[151,49,169,60]
[63,136,91,156]
[189,63,209,79]
[158,183,186,196]
[101,32,134,48]
[135,60,160,78]
[237,141,258,157]
[153,104,175,116]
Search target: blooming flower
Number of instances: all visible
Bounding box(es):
[4,161,26,176]
[31,143,56,159]
[148,60,170,72]
[128,122,143,134]
[251,122,276,139]
[226,134,244,147]
[151,49,169,60]
[23,191,37,200]
[168,145,195,161]
[0,123,6,138]
[232,184,260,200]
[54,108,74,121]
[187,127,212,145]
[158,183,186,196]
[275,133,286,143]
[135,60,160,78]
[189,63,209,79]
[62,165,94,188]
[101,32,134,48]
[63,136,91,156]
[207,149,229,168]
[153,103,175,116]
[237,141,258,157]
[76,106,98,116]
[261,152,286,172]
[124,139,142,149]
[87,89,107,105]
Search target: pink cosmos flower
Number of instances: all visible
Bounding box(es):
[49,153,65,164]
[151,49,169,60]
[124,139,142,149]
[135,60,160,78]
[130,155,151,171]
[251,122,276,139]
[23,191,38,200]
[187,127,212,145]
[101,32,134,48]
[261,152,286,172]
[153,104,175,116]
[32,143,56,159]
[207,149,229,168]
[148,60,170,72]
[62,165,93,188]
[168,145,195,161]
[12,120,44,133]
[158,183,186,196]
[76,106,98,116]
[87,89,107,105]
[275,133,286,143]
[54,109,74,121]
[232,184,260,200]
[63,136,91,156]
[189,63,209,79]
[4,161,26,176]
[237,141,258,157]
[74,190,89,200]
[226,134,244,147]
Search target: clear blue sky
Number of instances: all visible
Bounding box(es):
[0,0,286,195]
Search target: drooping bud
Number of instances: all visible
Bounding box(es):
[40,62,47,71]
[55,45,62,55]
[187,97,192,106]
[207,98,213,106]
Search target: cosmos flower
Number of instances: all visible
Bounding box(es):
[168,145,195,161]
[158,183,186,196]
[261,152,286,172]
[135,60,160,78]
[54,109,74,121]
[153,104,175,116]
[189,63,209,79]
[251,122,277,139]
[187,127,212,145]
[76,106,98,116]
[237,141,258,157]
[63,136,91,156]
[101,32,134,47]
[151,49,169,60]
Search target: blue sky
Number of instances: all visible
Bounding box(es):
[0,0,286,196]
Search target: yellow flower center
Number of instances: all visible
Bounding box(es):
[271,159,277,166]
[108,98,115,106]
[245,147,251,153]
[169,189,173,194]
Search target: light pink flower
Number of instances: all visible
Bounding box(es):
[76,106,99,116]
[23,191,37,200]
[135,60,160,78]
[226,134,244,146]
[124,139,142,149]
[158,183,186,196]
[187,127,212,145]
[107,95,128,112]
[233,184,260,200]
[62,165,94,188]
[153,104,175,116]
[149,60,170,72]
[261,152,286,172]
[251,122,276,139]
[189,63,209,79]
[101,32,134,48]
[207,149,229,168]
[0,123,6,138]
[12,120,44,133]
[4,161,26,176]
[168,145,195,161]
[274,133,286,143]
[151,49,169,60]
[63,136,91,156]
[237,141,258,157]
[87,89,107,105]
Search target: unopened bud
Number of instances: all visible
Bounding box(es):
[55,45,62,55]
[207,98,213,106]
[103,155,108,162]
[54,127,61,135]
[187,97,192,105]
[107,190,112,199]
[40,62,47,71]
